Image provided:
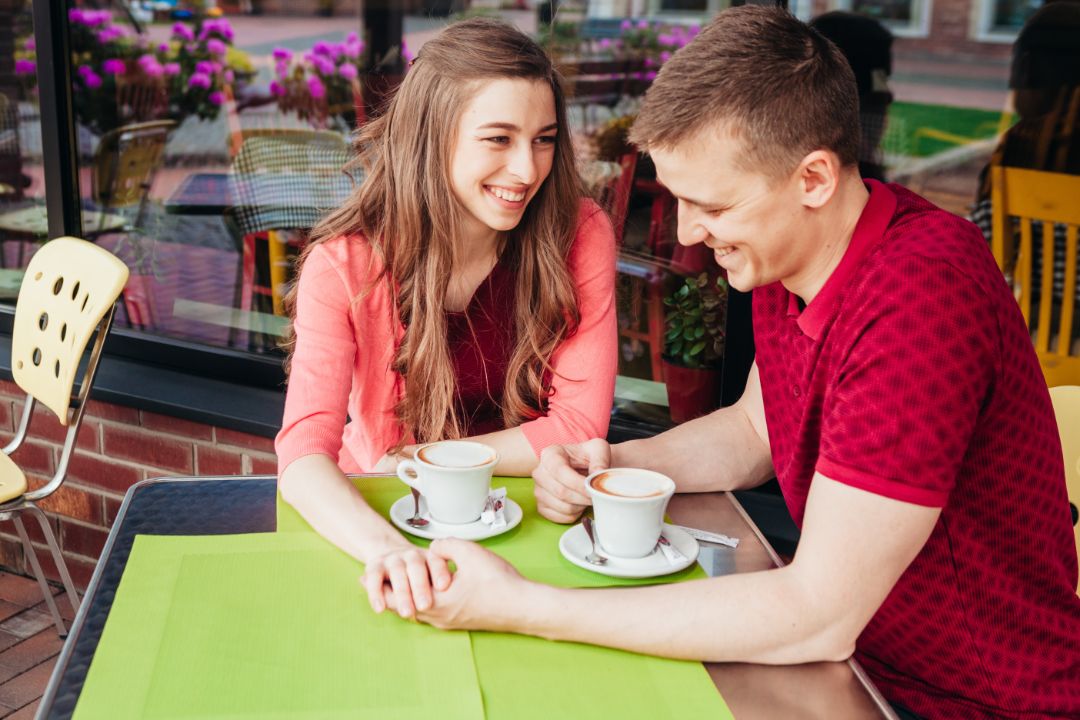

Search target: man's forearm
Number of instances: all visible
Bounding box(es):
[611,406,774,492]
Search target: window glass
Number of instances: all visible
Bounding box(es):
[989,0,1040,33]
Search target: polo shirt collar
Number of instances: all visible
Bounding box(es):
[794,179,897,340]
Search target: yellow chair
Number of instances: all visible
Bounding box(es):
[990,166,1080,386]
[1,237,129,634]
[1049,385,1080,586]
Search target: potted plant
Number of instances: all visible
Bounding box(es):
[662,272,728,423]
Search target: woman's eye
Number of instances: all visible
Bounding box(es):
[484,136,510,145]
[535,135,557,145]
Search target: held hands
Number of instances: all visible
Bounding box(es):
[361,543,451,620]
[377,538,529,633]
[531,439,612,523]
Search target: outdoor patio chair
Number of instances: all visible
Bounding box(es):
[0,236,129,635]
[1048,385,1080,591]
[991,166,1080,386]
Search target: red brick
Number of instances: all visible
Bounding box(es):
[247,451,278,476]
[0,399,14,434]
[215,427,276,453]
[0,575,42,609]
[7,698,42,719]
[84,399,139,425]
[0,657,60,710]
[0,440,54,479]
[140,412,213,441]
[103,496,123,527]
[0,513,59,549]
[28,405,99,453]
[59,521,107,561]
[26,480,103,526]
[0,628,63,680]
[102,425,193,474]
[0,542,26,583]
[65,451,143,496]
[194,444,243,475]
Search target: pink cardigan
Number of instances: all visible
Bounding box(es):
[276,200,618,473]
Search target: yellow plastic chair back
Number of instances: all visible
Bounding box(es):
[1049,385,1080,584]
[11,237,129,423]
[990,167,1080,386]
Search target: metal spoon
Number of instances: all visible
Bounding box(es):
[581,515,607,566]
[406,488,429,528]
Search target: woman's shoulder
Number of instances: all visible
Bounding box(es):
[572,198,615,244]
[305,233,385,285]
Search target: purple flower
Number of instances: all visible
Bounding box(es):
[275,60,290,79]
[158,42,170,54]
[102,58,126,76]
[208,91,225,105]
[306,75,325,100]
[171,23,195,42]
[620,19,632,30]
[207,39,227,56]
[163,62,181,76]
[598,38,612,50]
[658,33,674,46]
[346,31,359,44]
[77,64,93,77]
[269,80,286,97]
[645,71,658,81]
[26,37,35,51]
[644,57,654,68]
[14,59,35,76]
[97,25,127,43]
[188,72,212,90]
[313,56,335,76]
[68,9,86,24]
[636,19,649,29]
[659,50,671,63]
[82,70,102,89]
[272,47,293,62]
[195,61,215,75]
[313,40,333,56]
[224,70,235,83]
[338,62,358,80]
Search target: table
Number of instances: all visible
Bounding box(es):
[39,476,898,719]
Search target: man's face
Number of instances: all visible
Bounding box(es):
[651,130,808,293]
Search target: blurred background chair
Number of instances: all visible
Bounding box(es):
[991,166,1080,386]
[1048,385,1080,590]
[226,131,352,317]
[0,236,129,635]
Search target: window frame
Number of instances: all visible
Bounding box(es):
[832,0,933,39]
[971,0,1026,44]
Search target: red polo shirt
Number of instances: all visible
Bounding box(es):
[753,181,1080,719]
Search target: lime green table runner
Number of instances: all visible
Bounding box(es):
[75,477,733,719]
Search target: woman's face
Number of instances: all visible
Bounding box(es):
[449,78,558,244]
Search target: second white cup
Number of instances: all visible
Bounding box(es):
[396,440,499,524]
[585,467,676,558]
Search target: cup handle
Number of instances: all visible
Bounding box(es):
[397,460,422,493]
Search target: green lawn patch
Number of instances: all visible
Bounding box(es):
[884,101,1015,158]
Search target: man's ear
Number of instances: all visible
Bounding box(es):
[796,150,841,209]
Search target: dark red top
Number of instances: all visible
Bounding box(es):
[753,181,1080,719]
[447,253,517,436]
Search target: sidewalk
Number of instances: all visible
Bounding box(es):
[0,572,76,719]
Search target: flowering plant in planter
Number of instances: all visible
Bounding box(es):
[589,20,701,81]
[270,33,366,131]
[663,272,727,369]
[17,10,251,135]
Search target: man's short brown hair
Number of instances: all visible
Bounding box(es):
[629,6,860,179]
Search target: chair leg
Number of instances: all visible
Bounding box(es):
[11,515,67,636]
[27,504,80,616]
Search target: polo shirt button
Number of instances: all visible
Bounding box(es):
[792,385,801,397]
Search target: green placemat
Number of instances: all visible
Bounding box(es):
[74,533,484,720]
[280,476,733,720]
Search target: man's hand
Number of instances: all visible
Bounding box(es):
[392,538,533,633]
[360,544,452,620]
[531,439,612,523]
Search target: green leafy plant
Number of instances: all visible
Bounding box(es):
[663,272,728,369]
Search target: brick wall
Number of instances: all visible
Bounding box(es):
[0,380,278,591]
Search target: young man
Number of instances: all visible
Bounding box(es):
[366,8,1080,718]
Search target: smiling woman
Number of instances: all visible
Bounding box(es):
[274,18,617,620]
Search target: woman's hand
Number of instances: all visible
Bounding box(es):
[387,538,533,633]
[372,445,420,474]
[531,439,611,523]
[360,543,452,619]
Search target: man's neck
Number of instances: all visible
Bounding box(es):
[784,176,871,305]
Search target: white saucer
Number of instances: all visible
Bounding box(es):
[558,523,699,579]
[389,494,523,541]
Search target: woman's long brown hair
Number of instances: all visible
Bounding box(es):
[282,17,584,448]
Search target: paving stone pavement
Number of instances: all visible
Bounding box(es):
[0,571,77,719]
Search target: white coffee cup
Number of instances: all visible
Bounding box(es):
[585,468,676,558]
[396,441,499,524]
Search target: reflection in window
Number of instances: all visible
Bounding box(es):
[990,0,1040,33]
[850,0,915,24]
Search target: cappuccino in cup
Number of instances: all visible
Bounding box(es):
[585,468,675,558]
[397,441,498,524]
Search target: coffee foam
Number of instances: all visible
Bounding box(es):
[417,441,495,468]
[590,470,670,498]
